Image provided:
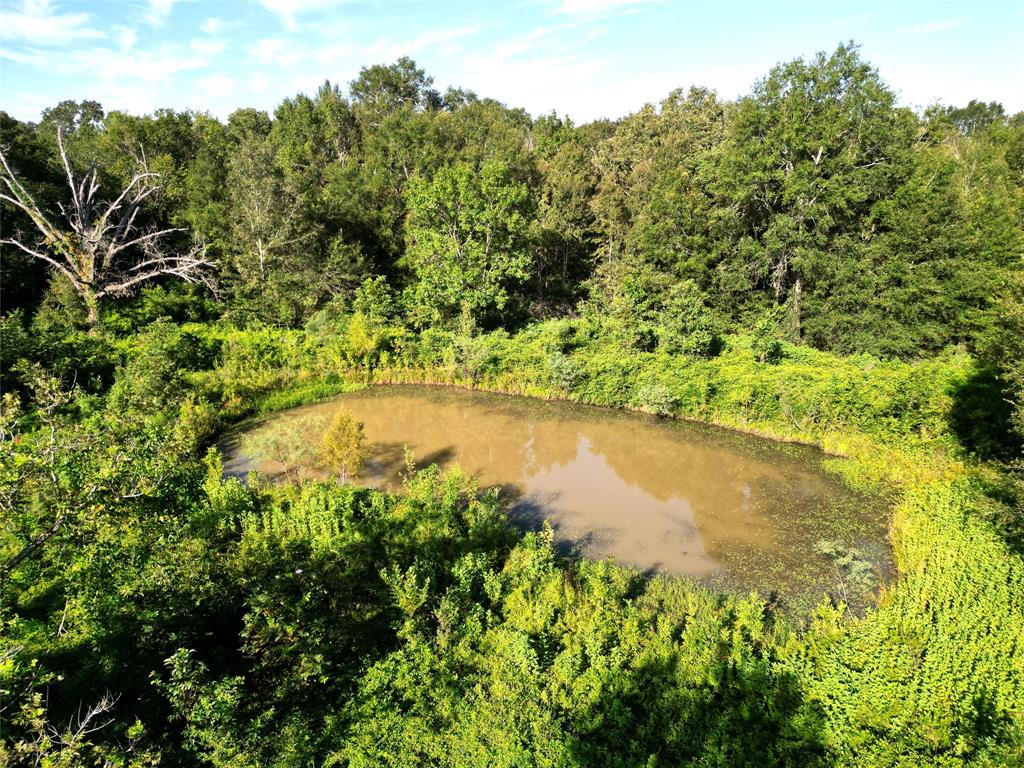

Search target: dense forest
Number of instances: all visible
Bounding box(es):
[1,43,1023,766]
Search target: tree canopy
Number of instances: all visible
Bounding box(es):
[1,44,1023,767]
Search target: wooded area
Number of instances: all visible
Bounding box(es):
[1,43,1022,766]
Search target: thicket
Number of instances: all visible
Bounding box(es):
[2,313,1022,766]
[1,42,1023,767]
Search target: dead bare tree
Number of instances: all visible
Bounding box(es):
[0,128,213,328]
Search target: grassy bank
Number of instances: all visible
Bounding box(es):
[7,318,1018,765]
[180,319,1022,763]
[191,320,971,485]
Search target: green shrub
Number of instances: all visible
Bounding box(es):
[241,413,329,475]
[108,322,214,415]
[751,309,785,364]
[544,351,581,392]
[633,382,679,416]
[320,409,368,482]
[655,279,724,358]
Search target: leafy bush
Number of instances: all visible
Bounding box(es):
[655,280,724,357]
[544,350,581,392]
[412,327,456,368]
[633,382,679,416]
[241,413,329,476]
[107,321,215,415]
[0,310,118,395]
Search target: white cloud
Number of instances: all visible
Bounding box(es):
[115,26,137,51]
[457,49,611,116]
[258,0,336,31]
[251,37,283,62]
[201,17,222,35]
[487,15,617,65]
[191,38,226,56]
[556,0,656,18]
[146,0,176,26]
[198,73,236,98]
[913,19,966,35]
[0,46,47,66]
[314,44,353,68]
[910,20,962,34]
[0,0,104,46]
[249,72,271,92]
[0,89,53,120]
[401,27,479,54]
[64,45,208,85]
[249,37,303,67]
[481,24,552,61]
[870,50,1020,113]
[100,82,166,115]
[370,26,479,61]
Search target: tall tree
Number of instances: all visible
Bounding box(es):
[39,99,104,136]
[530,114,607,314]
[349,57,440,119]
[713,43,916,337]
[930,99,1007,136]
[223,134,313,323]
[588,87,726,332]
[403,161,534,327]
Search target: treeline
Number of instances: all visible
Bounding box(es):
[2,43,1024,765]
[3,44,1022,358]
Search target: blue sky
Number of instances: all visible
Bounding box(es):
[1,0,1021,123]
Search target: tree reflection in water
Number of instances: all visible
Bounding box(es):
[224,385,891,609]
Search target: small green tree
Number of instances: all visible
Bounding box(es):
[814,539,879,608]
[346,311,382,367]
[751,308,785,364]
[654,280,723,357]
[320,410,368,483]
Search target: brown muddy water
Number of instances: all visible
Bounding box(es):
[222,385,892,607]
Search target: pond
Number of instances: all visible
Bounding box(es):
[223,385,892,608]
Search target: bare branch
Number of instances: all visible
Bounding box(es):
[108,226,184,258]
[0,161,62,240]
[0,128,214,327]
[99,243,215,297]
[0,236,83,290]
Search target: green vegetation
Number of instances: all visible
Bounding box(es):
[241,413,329,478]
[2,44,1022,766]
[321,410,369,483]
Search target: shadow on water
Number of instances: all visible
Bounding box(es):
[366,443,460,482]
[364,441,411,479]
[502,485,671,578]
[414,446,458,471]
[498,483,598,559]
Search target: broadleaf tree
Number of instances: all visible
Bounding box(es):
[403,160,535,328]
